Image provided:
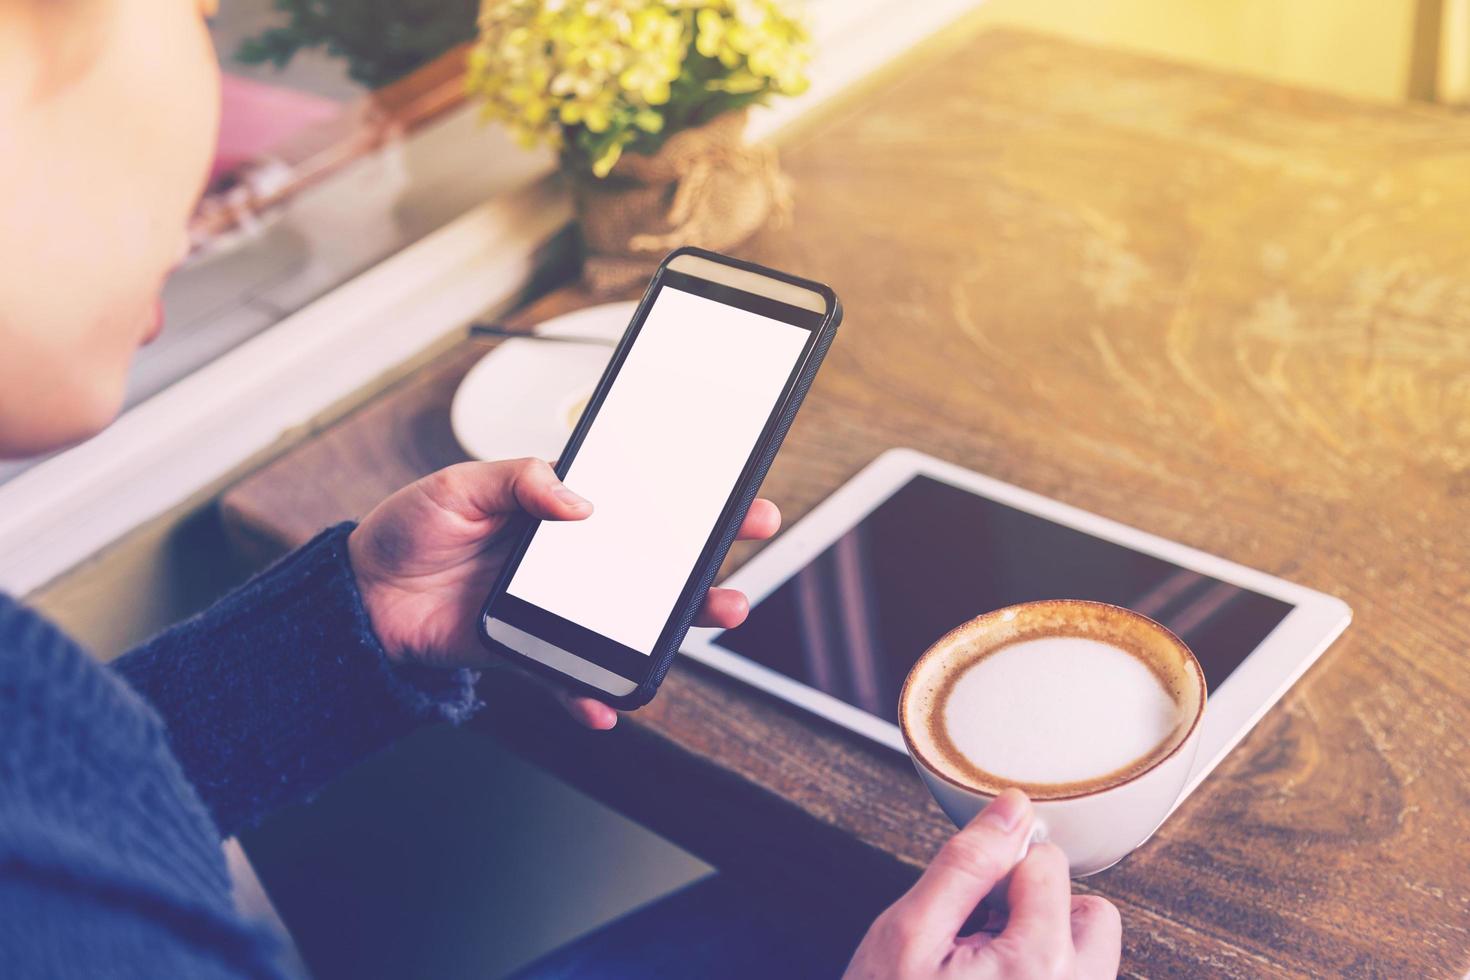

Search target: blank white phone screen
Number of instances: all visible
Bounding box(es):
[506,285,810,654]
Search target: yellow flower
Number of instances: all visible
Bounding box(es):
[467,0,811,177]
[591,140,626,177]
[695,8,725,59]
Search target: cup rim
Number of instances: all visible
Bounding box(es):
[898,599,1208,803]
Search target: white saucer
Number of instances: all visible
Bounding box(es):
[450,302,637,462]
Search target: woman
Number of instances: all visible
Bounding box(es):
[0,1,1120,977]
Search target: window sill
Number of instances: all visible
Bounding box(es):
[0,0,982,596]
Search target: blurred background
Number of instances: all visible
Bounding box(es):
[5,1,1466,977]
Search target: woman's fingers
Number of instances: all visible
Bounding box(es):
[695,587,749,628]
[1069,895,1122,979]
[691,500,778,628]
[555,688,619,730]
[502,663,619,730]
[423,458,593,523]
[886,789,1035,947]
[738,498,780,541]
[426,464,770,533]
[999,841,1074,954]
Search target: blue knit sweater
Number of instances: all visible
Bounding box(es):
[0,523,480,977]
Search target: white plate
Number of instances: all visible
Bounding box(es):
[451,302,637,462]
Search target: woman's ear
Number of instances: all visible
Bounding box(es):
[2,0,116,104]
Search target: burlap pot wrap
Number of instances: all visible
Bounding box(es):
[570,109,791,293]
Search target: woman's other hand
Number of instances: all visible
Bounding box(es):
[844,790,1122,979]
[348,458,780,730]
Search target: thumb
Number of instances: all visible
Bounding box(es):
[424,458,592,522]
[508,458,593,521]
[890,789,1035,946]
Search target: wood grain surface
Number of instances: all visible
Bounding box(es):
[220,26,1470,978]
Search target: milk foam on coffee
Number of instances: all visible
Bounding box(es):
[940,636,1182,787]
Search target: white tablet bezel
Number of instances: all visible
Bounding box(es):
[681,448,1351,801]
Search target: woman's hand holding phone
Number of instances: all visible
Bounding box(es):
[347,458,780,729]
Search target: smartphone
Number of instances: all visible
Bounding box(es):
[478,247,842,710]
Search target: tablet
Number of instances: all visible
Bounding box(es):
[681,448,1350,802]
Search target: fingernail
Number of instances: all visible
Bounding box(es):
[979,788,1028,832]
[554,484,590,509]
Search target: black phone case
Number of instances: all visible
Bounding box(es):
[477,246,843,711]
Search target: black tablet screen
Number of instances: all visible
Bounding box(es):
[710,476,1293,721]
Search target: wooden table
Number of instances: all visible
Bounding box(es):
[221,26,1470,978]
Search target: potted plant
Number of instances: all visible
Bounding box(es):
[467,0,812,291]
[237,0,481,90]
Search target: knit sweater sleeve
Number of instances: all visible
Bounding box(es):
[0,593,279,977]
[111,522,482,838]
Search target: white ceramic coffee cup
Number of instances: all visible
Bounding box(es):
[899,599,1207,877]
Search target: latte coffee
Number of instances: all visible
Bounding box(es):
[901,600,1204,800]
